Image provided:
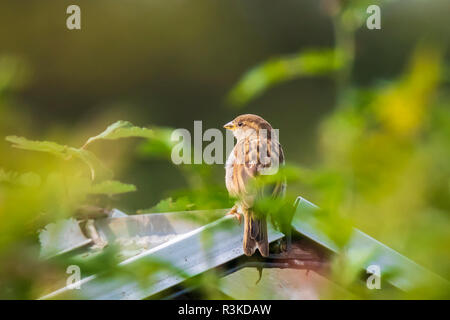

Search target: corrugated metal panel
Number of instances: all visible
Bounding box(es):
[40,197,448,299]
[40,211,283,300]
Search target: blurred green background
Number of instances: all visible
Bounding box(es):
[0,0,449,299]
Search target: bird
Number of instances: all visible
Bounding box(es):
[224,114,286,257]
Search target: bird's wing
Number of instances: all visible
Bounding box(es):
[233,138,285,207]
[231,139,258,206]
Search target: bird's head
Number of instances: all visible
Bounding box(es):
[224,114,274,141]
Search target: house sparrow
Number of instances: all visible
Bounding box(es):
[224,114,286,257]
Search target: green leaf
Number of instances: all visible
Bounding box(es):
[137,127,176,159]
[0,168,41,187]
[228,49,345,107]
[138,197,195,214]
[76,148,113,181]
[6,135,72,159]
[0,55,30,93]
[5,136,111,180]
[88,180,136,195]
[82,120,154,148]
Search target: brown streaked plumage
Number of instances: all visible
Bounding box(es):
[224,114,286,257]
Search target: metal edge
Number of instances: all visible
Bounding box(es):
[292,196,449,292]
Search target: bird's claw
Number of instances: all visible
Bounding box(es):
[255,266,263,285]
[226,207,242,225]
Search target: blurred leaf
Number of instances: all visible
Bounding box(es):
[228,49,345,106]
[0,168,41,187]
[0,55,30,93]
[330,247,376,288]
[251,164,302,187]
[82,120,154,148]
[138,196,195,214]
[76,149,113,181]
[373,46,441,137]
[6,135,73,159]
[336,0,396,32]
[88,180,137,196]
[137,127,176,159]
[5,135,111,180]
[179,182,233,208]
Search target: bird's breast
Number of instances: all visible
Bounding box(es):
[225,149,236,195]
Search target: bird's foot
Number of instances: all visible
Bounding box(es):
[83,219,108,249]
[226,206,242,225]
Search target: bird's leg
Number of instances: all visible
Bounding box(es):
[226,205,242,224]
[82,219,108,249]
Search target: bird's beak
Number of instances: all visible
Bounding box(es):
[223,121,235,130]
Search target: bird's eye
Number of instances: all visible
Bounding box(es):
[238,122,243,127]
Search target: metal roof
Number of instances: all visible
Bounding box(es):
[293,197,449,292]
[39,197,449,299]
[40,209,284,299]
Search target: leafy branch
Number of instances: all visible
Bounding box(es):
[88,180,137,196]
[228,49,346,107]
[6,135,111,181]
[0,168,41,187]
[6,120,156,182]
[81,120,155,149]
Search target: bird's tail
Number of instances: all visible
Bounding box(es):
[243,208,269,257]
